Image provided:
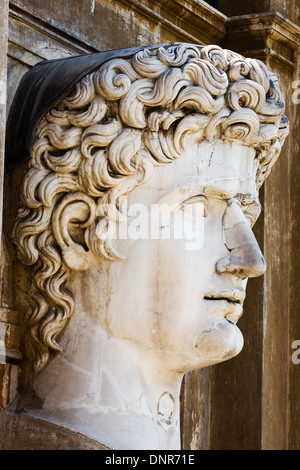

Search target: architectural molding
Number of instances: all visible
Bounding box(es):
[119,0,227,45]
[9,5,99,57]
[8,3,300,76]
[226,11,300,70]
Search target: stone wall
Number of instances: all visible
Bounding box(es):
[1,0,300,450]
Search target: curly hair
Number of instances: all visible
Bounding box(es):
[12,43,289,376]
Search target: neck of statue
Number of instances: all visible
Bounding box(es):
[19,310,184,450]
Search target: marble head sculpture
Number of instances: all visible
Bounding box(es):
[6,43,288,450]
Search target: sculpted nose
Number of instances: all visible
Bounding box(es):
[216,200,266,280]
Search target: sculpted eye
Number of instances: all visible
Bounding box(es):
[181,195,208,221]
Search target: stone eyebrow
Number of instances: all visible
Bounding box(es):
[201,186,252,201]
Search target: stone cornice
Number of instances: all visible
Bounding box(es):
[9,4,99,56]
[119,0,227,45]
[226,11,300,70]
[8,2,300,71]
[118,2,300,70]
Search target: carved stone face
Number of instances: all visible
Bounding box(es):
[92,138,266,372]
[11,43,288,380]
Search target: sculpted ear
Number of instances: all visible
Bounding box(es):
[52,192,96,271]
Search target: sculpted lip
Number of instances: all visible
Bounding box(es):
[204,289,245,324]
[204,289,245,304]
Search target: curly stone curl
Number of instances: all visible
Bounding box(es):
[12,43,289,376]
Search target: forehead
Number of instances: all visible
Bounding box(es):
[130,139,259,207]
[194,140,258,197]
